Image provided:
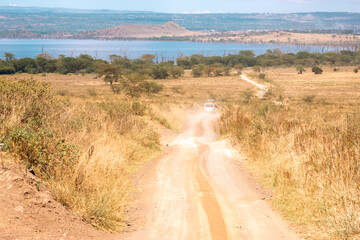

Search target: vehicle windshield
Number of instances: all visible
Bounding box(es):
[205,103,214,108]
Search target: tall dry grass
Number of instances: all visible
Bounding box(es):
[219,100,360,239]
[0,78,183,231]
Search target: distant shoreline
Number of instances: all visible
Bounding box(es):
[1,31,359,51]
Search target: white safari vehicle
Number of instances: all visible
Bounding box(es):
[204,99,216,112]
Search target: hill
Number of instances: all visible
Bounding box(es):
[79,21,203,39]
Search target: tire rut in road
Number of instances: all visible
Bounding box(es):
[194,144,228,239]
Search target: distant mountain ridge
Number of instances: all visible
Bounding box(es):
[0,6,359,36]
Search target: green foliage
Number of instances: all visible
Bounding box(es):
[169,66,184,78]
[191,64,204,78]
[141,54,155,63]
[4,52,15,62]
[0,65,16,74]
[0,79,59,127]
[96,63,122,85]
[151,65,169,79]
[1,48,360,77]
[0,79,77,178]
[4,128,78,177]
[140,81,164,96]
[312,66,323,74]
[176,57,191,69]
[15,57,38,73]
[121,73,146,98]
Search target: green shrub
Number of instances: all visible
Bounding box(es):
[140,81,164,96]
[192,65,204,78]
[0,65,16,74]
[312,66,323,74]
[151,66,169,79]
[4,128,78,177]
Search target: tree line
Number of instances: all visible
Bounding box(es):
[1,49,360,96]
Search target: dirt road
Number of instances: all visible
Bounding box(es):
[127,111,300,240]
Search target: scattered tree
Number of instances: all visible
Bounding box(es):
[96,64,122,85]
[312,66,323,75]
[296,66,306,74]
[121,73,146,98]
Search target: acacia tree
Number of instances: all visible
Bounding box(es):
[141,54,156,63]
[96,63,122,85]
[121,73,146,98]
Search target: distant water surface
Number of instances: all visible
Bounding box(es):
[0,39,338,60]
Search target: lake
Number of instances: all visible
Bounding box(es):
[0,39,338,60]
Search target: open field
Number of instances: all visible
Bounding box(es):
[261,66,360,104]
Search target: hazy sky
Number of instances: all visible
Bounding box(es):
[2,0,360,13]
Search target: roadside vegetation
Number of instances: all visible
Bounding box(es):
[219,67,360,239]
[0,75,185,231]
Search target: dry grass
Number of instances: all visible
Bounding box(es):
[5,68,359,238]
[0,75,189,231]
[220,67,360,239]
[263,66,360,105]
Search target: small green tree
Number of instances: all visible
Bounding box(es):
[121,73,146,98]
[296,66,306,74]
[4,52,15,62]
[312,66,323,75]
[192,65,204,78]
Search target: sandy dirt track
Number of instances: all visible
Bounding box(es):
[126,111,301,240]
